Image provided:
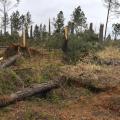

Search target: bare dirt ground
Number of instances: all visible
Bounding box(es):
[0,86,119,120]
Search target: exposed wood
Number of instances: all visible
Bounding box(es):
[0,81,59,107]
[0,57,3,61]
[0,54,21,69]
[4,44,42,58]
[23,27,26,47]
[62,26,69,52]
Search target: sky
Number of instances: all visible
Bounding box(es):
[10,0,120,34]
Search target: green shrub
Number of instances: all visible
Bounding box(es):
[64,33,102,64]
[0,69,23,95]
[40,64,61,82]
[0,33,19,46]
[45,34,64,49]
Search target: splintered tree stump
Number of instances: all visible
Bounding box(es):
[4,44,31,58]
[99,24,104,42]
[0,81,59,107]
[4,44,41,58]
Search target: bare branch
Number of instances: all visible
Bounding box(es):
[7,3,18,11]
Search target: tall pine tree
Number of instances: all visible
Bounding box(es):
[54,11,64,34]
[10,11,21,33]
[34,24,40,40]
[72,6,87,33]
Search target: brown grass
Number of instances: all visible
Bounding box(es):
[0,45,120,120]
[97,46,120,60]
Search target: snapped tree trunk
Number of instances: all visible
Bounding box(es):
[49,18,51,36]
[30,25,33,38]
[99,24,104,42]
[114,33,117,40]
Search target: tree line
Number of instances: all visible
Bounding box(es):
[0,0,87,40]
[0,0,120,41]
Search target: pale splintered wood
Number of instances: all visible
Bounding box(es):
[23,28,26,47]
[64,26,68,40]
[0,57,3,61]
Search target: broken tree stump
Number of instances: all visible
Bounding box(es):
[4,44,42,58]
[0,81,59,107]
[99,24,104,42]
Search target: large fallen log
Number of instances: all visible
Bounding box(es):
[0,54,20,69]
[0,81,59,107]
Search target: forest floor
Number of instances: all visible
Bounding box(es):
[0,46,119,120]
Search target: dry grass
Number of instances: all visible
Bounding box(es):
[61,61,120,89]
[61,62,110,80]
[97,46,120,60]
[0,46,120,120]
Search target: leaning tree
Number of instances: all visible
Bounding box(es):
[104,0,120,40]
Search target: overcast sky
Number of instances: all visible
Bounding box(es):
[15,0,120,34]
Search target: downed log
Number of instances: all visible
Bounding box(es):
[0,81,59,107]
[0,54,21,69]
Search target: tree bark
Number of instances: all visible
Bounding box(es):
[104,0,111,40]
[99,24,104,42]
[0,81,59,107]
[30,25,33,38]
[0,54,21,69]
[49,18,51,36]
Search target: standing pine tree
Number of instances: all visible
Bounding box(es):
[25,12,32,38]
[20,14,25,36]
[54,11,64,34]
[72,6,87,33]
[10,11,21,34]
[34,24,40,40]
[2,13,9,34]
[68,21,74,34]
[42,24,47,39]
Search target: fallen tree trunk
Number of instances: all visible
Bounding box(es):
[0,54,20,69]
[0,81,59,107]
